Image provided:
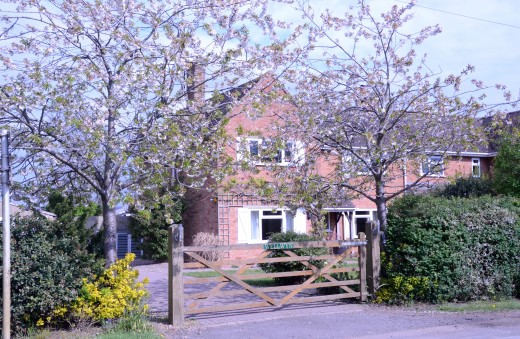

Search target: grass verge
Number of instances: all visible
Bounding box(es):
[185,269,275,287]
[97,331,162,339]
[438,299,520,312]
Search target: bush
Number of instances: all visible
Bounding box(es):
[258,232,328,285]
[71,253,149,322]
[192,232,223,262]
[493,135,520,197]
[0,214,100,334]
[128,202,183,261]
[433,176,494,198]
[375,275,432,304]
[379,194,520,303]
[46,191,104,259]
[316,271,359,295]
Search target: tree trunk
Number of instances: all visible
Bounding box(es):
[374,180,387,232]
[309,209,327,238]
[102,197,118,265]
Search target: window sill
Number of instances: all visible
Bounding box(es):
[421,174,446,178]
[247,240,269,244]
[253,162,296,167]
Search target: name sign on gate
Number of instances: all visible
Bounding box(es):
[263,242,294,250]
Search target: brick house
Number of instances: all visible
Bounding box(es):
[181,74,501,259]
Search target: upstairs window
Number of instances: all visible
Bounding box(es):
[237,138,304,166]
[421,155,444,177]
[472,158,481,178]
[275,141,295,164]
[249,139,260,157]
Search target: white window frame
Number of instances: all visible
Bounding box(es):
[421,155,444,177]
[344,210,376,239]
[247,138,262,158]
[472,158,481,178]
[237,208,307,243]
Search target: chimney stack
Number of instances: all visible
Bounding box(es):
[186,63,205,102]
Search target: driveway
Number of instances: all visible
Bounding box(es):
[136,262,520,339]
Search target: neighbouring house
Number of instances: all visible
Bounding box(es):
[181,74,508,259]
[0,203,56,220]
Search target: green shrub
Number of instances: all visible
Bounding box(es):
[380,194,520,303]
[433,176,494,198]
[46,191,104,259]
[493,135,520,197]
[376,275,432,304]
[316,271,359,295]
[128,202,183,261]
[103,311,154,334]
[0,214,100,334]
[258,231,328,285]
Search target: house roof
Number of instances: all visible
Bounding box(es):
[218,73,519,158]
[0,203,56,220]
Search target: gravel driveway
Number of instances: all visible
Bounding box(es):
[135,262,520,339]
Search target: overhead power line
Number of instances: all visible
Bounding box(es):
[395,0,520,29]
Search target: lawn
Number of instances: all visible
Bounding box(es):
[185,268,275,287]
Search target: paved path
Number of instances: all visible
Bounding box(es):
[136,263,520,339]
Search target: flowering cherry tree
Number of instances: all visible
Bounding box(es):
[0,0,282,264]
[277,0,515,231]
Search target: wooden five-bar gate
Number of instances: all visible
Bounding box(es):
[168,224,380,326]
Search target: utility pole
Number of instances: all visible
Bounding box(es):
[2,130,10,339]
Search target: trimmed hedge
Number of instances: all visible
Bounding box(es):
[380,195,520,304]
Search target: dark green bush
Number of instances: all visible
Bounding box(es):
[0,214,100,334]
[46,191,104,259]
[316,271,359,295]
[433,176,494,198]
[380,194,520,304]
[493,135,520,197]
[258,231,328,285]
[128,201,183,261]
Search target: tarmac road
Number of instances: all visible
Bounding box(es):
[136,262,520,339]
[168,303,520,339]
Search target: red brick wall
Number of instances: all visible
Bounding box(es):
[182,187,219,246]
[181,73,496,259]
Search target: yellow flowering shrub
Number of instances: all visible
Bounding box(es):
[375,275,431,304]
[71,253,149,321]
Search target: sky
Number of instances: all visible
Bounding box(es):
[2,0,518,110]
[269,0,520,112]
[390,0,520,110]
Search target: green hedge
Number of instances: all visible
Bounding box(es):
[380,195,520,304]
[433,176,494,198]
[258,231,328,285]
[0,215,100,334]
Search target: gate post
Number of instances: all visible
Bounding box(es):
[358,232,367,302]
[366,221,381,297]
[168,224,184,326]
